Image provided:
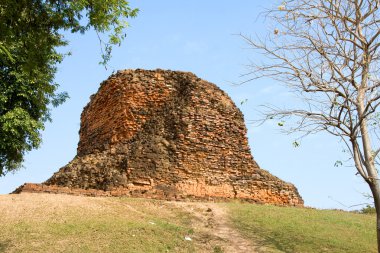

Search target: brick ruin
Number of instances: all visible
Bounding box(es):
[15,69,303,206]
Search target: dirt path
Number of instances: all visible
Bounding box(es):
[173,202,263,253]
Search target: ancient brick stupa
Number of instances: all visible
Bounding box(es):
[15,69,303,206]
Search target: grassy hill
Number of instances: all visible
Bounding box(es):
[228,202,376,253]
[0,193,376,253]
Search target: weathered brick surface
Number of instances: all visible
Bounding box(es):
[15,69,303,206]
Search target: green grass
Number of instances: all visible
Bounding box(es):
[0,195,195,253]
[8,219,178,252]
[227,202,376,253]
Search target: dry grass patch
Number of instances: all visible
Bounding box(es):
[0,193,195,253]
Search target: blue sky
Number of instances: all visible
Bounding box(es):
[0,0,370,210]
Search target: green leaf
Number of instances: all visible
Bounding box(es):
[240,99,248,105]
[292,141,300,148]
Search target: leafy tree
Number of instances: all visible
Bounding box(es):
[361,204,376,215]
[243,0,380,251]
[0,0,138,176]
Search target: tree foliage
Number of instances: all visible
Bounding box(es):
[0,0,138,176]
[243,0,380,251]
[361,204,377,214]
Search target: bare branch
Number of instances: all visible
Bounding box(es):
[243,2,380,239]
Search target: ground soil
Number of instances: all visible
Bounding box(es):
[172,202,264,252]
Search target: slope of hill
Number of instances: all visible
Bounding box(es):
[228,202,376,253]
[0,193,375,253]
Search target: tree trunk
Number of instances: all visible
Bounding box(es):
[369,183,380,253]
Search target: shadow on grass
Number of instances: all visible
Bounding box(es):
[235,222,315,253]
[260,235,299,253]
[0,240,10,253]
[249,233,299,253]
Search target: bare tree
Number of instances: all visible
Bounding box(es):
[243,0,380,251]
